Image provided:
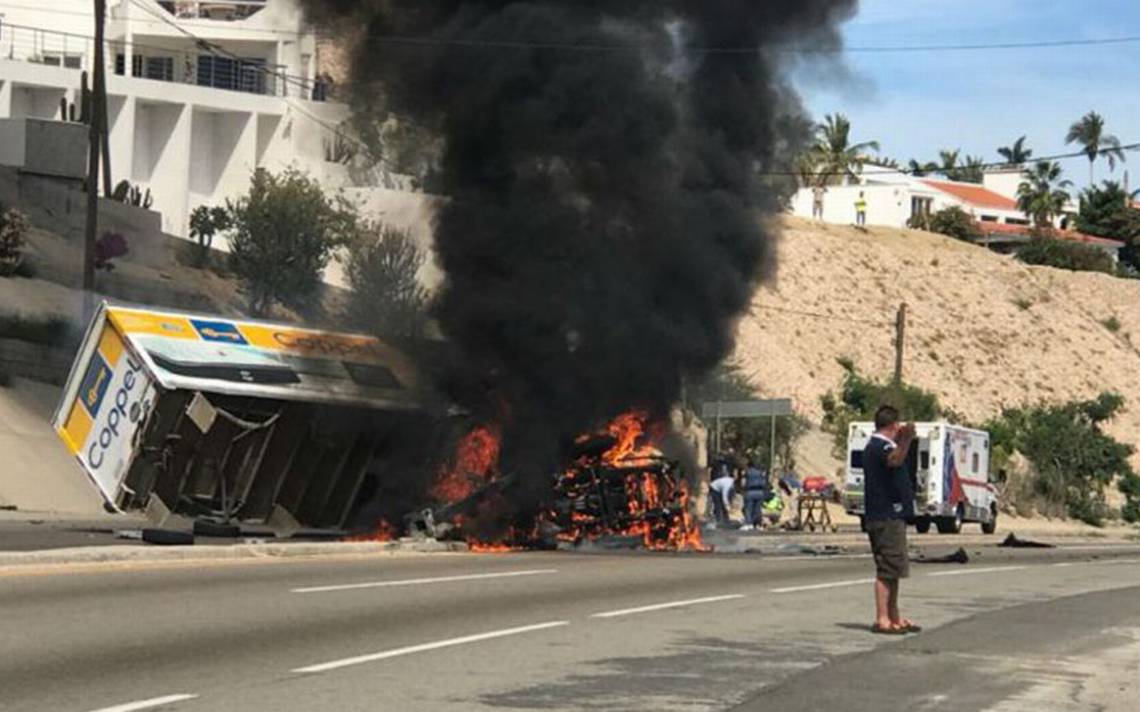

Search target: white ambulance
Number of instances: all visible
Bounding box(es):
[843,422,997,535]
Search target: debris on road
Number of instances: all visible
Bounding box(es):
[999,533,1055,549]
[913,547,970,564]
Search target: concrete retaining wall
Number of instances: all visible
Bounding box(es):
[0,118,88,180]
[0,338,75,385]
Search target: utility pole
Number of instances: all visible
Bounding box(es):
[83,0,106,313]
[893,302,908,385]
[768,412,776,475]
[99,65,112,197]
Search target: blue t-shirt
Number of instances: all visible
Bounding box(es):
[863,434,914,521]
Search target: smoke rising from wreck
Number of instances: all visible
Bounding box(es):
[301,1,857,520]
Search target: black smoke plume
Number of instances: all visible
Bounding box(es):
[302,1,857,518]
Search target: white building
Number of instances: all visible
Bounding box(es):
[790,165,1035,229]
[0,0,355,238]
[790,165,1124,262]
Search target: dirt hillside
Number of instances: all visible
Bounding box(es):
[735,217,1140,467]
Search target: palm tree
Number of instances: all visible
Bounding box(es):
[806,114,880,186]
[960,155,986,184]
[1017,161,1073,228]
[938,149,961,177]
[997,136,1033,166]
[906,159,939,177]
[1066,111,1126,184]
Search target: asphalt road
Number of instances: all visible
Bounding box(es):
[3,542,1140,712]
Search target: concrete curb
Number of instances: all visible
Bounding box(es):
[0,539,470,569]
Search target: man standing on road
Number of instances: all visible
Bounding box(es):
[863,405,921,635]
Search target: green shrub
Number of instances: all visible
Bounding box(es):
[1016,236,1115,275]
[0,204,31,277]
[720,413,812,472]
[1102,316,1122,333]
[982,393,1135,525]
[820,360,944,458]
[910,206,983,242]
[343,222,430,340]
[225,168,358,317]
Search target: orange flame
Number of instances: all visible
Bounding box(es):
[349,519,398,543]
[431,425,502,503]
[558,411,706,552]
[434,412,705,553]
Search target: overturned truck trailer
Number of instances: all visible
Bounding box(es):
[53,303,432,533]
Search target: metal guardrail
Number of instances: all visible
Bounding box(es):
[0,21,324,100]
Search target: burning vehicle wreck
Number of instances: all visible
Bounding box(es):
[403,413,705,551]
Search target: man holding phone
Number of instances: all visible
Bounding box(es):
[863,405,921,634]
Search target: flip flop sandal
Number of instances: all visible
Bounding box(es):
[871,624,908,635]
[900,622,923,633]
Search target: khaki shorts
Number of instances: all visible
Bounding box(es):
[867,519,909,580]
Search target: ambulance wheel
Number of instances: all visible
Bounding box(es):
[937,506,964,535]
[915,519,931,534]
[981,507,998,535]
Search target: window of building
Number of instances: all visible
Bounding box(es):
[41,53,84,69]
[910,196,933,220]
[1005,218,1030,226]
[972,452,980,474]
[980,215,998,222]
[144,56,175,81]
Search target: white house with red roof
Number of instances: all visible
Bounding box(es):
[790,165,1125,262]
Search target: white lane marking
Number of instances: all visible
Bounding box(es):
[87,694,198,712]
[291,569,558,594]
[770,578,875,594]
[927,565,1027,578]
[590,594,745,619]
[1096,557,1140,565]
[1058,544,1140,551]
[770,554,873,562]
[292,621,570,674]
[1052,562,1076,568]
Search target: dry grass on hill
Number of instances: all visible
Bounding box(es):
[735,217,1140,467]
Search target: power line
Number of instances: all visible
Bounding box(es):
[751,304,891,327]
[768,144,1140,179]
[4,3,1140,54]
[349,32,1140,55]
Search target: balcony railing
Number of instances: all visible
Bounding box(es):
[0,22,330,100]
[155,1,268,21]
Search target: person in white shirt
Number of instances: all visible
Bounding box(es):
[709,457,736,525]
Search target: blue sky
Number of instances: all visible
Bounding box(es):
[799,0,1140,188]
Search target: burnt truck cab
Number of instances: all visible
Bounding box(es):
[844,421,998,535]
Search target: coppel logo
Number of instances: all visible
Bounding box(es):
[79,354,112,417]
[87,356,147,470]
